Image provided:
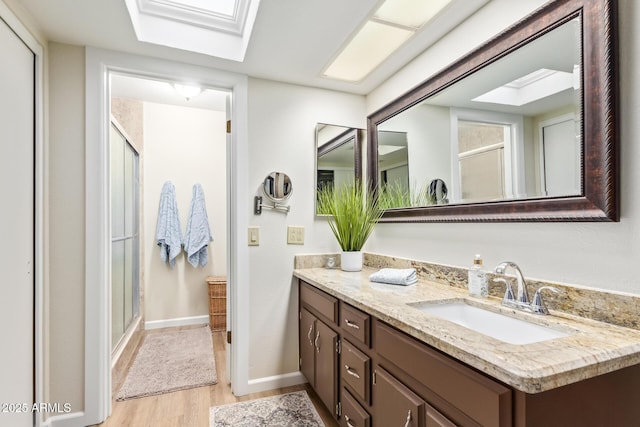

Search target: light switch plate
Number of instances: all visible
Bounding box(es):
[248,226,259,246]
[287,226,304,245]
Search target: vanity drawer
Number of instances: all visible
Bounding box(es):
[300,281,338,325]
[341,388,370,427]
[341,339,370,403]
[375,321,512,427]
[341,302,371,346]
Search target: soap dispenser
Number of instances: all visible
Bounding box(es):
[468,254,488,297]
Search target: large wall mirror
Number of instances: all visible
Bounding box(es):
[368,0,618,222]
[315,123,364,215]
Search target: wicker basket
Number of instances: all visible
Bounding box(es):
[206,276,226,331]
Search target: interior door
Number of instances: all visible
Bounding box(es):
[0,15,35,427]
[225,93,232,384]
[541,117,580,196]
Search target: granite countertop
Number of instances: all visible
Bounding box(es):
[293,266,640,394]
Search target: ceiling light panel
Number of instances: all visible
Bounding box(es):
[322,0,457,82]
[374,0,453,29]
[324,21,413,82]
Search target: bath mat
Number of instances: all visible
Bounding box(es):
[116,326,217,400]
[210,391,325,427]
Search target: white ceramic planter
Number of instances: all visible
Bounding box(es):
[341,251,363,272]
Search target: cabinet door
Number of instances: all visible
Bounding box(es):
[373,367,425,427]
[426,403,456,427]
[315,319,339,417]
[300,308,316,387]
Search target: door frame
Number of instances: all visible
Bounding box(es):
[0,2,45,426]
[85,48,250,424]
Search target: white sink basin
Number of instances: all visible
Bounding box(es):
[409,300,569,345]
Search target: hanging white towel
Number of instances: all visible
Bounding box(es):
[184,183,213,268]
[155,181,182,268]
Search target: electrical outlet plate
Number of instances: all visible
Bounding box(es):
[287,226,304,245]
[248,226,259,246]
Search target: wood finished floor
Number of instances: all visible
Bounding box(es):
[94,327,338,427]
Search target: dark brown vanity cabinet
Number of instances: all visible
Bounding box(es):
[299,279,640,426]
[299,280,508,426]
[299,283,340,418]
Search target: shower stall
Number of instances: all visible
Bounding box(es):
[110,120,140,351]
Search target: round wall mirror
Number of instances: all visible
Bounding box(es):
[263,171,293,202]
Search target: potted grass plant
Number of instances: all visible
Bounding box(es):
[317,181,385,271]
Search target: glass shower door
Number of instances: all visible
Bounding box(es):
[110,122,140,351]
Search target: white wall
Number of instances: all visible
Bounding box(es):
[143,102,227,323]
[247,78,366,380]
[48,42,86,413]
[365,0,640,295]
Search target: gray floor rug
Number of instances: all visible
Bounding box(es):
[116,326,217,400]
[210,391,325,427]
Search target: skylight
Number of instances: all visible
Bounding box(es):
[472,67,579,107]
[124,0,260,61]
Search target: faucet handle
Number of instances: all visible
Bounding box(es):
[492,278,515,304]
[531,286,560,315]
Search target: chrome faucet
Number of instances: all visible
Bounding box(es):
[492,261,559,315]
[494,261,530,304]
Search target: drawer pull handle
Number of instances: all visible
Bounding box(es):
[345,319,360,329]
[403,410,412,427]
[307,324,314,346]
[315,331,320,353]
[345,415,355,427]
[344,365,360,379]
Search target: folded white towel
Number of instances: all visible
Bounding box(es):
[369,268,418,286]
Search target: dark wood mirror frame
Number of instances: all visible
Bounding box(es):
[316,127,363,182]
[367,0,618,222]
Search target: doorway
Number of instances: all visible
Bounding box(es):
[86,49,251,423]
[109,72,231,399]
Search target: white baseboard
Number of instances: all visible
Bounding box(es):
[144,315,209,330]
[245,371,306,395]
[41,411,86,427]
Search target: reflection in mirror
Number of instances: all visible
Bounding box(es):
[377,18,580,208]
[315,124,363,215]
[368,0,618,222]
[263,171,292,202]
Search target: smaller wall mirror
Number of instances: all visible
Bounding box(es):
[315,124,364,215]
[263,171,293,202]
[255,171,292,214]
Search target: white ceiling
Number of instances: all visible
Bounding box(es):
[16,0,488,95]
